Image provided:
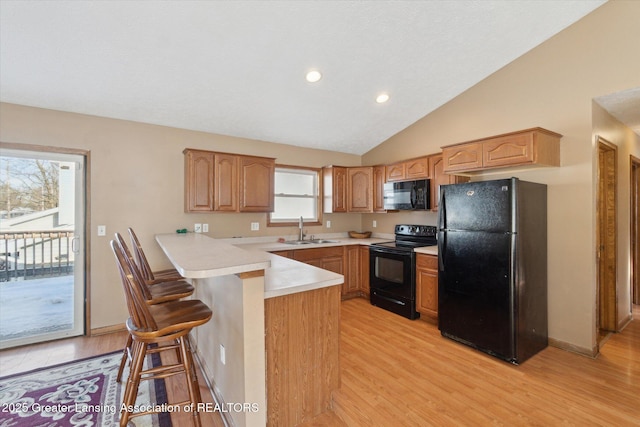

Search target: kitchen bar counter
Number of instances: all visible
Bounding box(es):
[155,232,344,426]
[156,232,345,298]
[155,232,271,278]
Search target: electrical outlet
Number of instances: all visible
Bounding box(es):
[220,344,226,365]
[326,220,331,228]
[194,223,202,233]
[97,225,106,236]
[373,220,377,228]
[202,224,209,233]
[251,222,259,231]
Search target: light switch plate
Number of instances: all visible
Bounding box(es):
[97,225,106,236]
[202,223,209,232]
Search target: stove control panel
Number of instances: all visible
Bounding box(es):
[395,224,437,237]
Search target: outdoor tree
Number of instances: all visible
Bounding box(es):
[1,158,59,214]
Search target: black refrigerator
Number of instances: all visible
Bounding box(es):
[437,178,548,364]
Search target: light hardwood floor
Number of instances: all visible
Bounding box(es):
[1,301,638,426]
[333,299,640,426]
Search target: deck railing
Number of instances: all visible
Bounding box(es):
[0,231,75,281]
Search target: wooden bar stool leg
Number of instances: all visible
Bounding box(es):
[185,336,204,405]
[179,336,202,427]
[117,333,132,383]
[121,339,147,427]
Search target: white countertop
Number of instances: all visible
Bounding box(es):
[156,232,438,299]
[414,246,438,256]
[156,233,271,278]
[262,252,344,298]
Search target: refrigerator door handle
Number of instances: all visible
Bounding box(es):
[438,231,446,272]
[437,187,446,272]
[437,187,446,230]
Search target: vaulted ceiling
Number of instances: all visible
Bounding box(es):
[0,1,609,154]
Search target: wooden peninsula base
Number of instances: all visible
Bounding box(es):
[155,233,344,427]
[265,285,341,426]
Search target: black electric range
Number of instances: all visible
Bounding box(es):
[369,224,437,319]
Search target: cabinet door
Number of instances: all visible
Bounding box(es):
[343,245,360,296]
[416,254,438,321]
[442,142,483,173]
[239,155,275,212]
[359,245,370,296]
[324,167,347,213]
[347,167,373,213]
[429,154,470,211]
[483,132,534,168]
[429,154,446,211]
[385,162,406,182]
[373,165,386,212]
[184,149,214,212]
[405,157,430,179]
[214,153,238,211]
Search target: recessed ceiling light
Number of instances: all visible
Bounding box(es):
[305,70,322,83]
[376,93,390,104]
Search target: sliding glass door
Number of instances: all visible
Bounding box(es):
[0,148,86,349]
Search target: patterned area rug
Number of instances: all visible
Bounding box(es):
[0,350,172,426]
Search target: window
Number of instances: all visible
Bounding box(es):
[268,166,321,226]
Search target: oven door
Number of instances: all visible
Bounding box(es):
[369,246,418,319]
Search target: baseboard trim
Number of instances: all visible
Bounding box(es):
[549,338,598,359]
[548,337,598,358]
[617,312,633,331]
[90,323,125,336]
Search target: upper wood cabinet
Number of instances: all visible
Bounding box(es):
[386,156,430,182]
[442,128,561,173]
[428,154,469,211]
[323,166,348,213]
[184,149,275,213]
[325,166,377,213]
[347,167,373,213]
[184,149,214,212]
[372,165,386,212]
[213,153,238,212]
[239,155,275,212]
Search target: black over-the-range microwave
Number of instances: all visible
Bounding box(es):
[383,179,430,210]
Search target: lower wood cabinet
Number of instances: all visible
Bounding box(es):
[416,253,438,323]
[359,245,370,297]
[272,245,370,299]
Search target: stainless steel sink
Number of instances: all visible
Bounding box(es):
[283,239,339,245]
[283,240,313,245]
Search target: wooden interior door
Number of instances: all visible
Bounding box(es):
[597,137,618,336]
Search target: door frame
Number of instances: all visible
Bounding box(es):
[596,136,618,339]
[0,141,91,336]
[631,155,640,306]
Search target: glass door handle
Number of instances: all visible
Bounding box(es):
[71,236,80,254]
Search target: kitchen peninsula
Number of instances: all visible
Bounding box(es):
[155,233,343,427]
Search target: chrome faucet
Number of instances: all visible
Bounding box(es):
[298,216,305,241]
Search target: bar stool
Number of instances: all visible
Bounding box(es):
[111,240,212,427]
[113,233,194,382]
[128,227,182,282]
